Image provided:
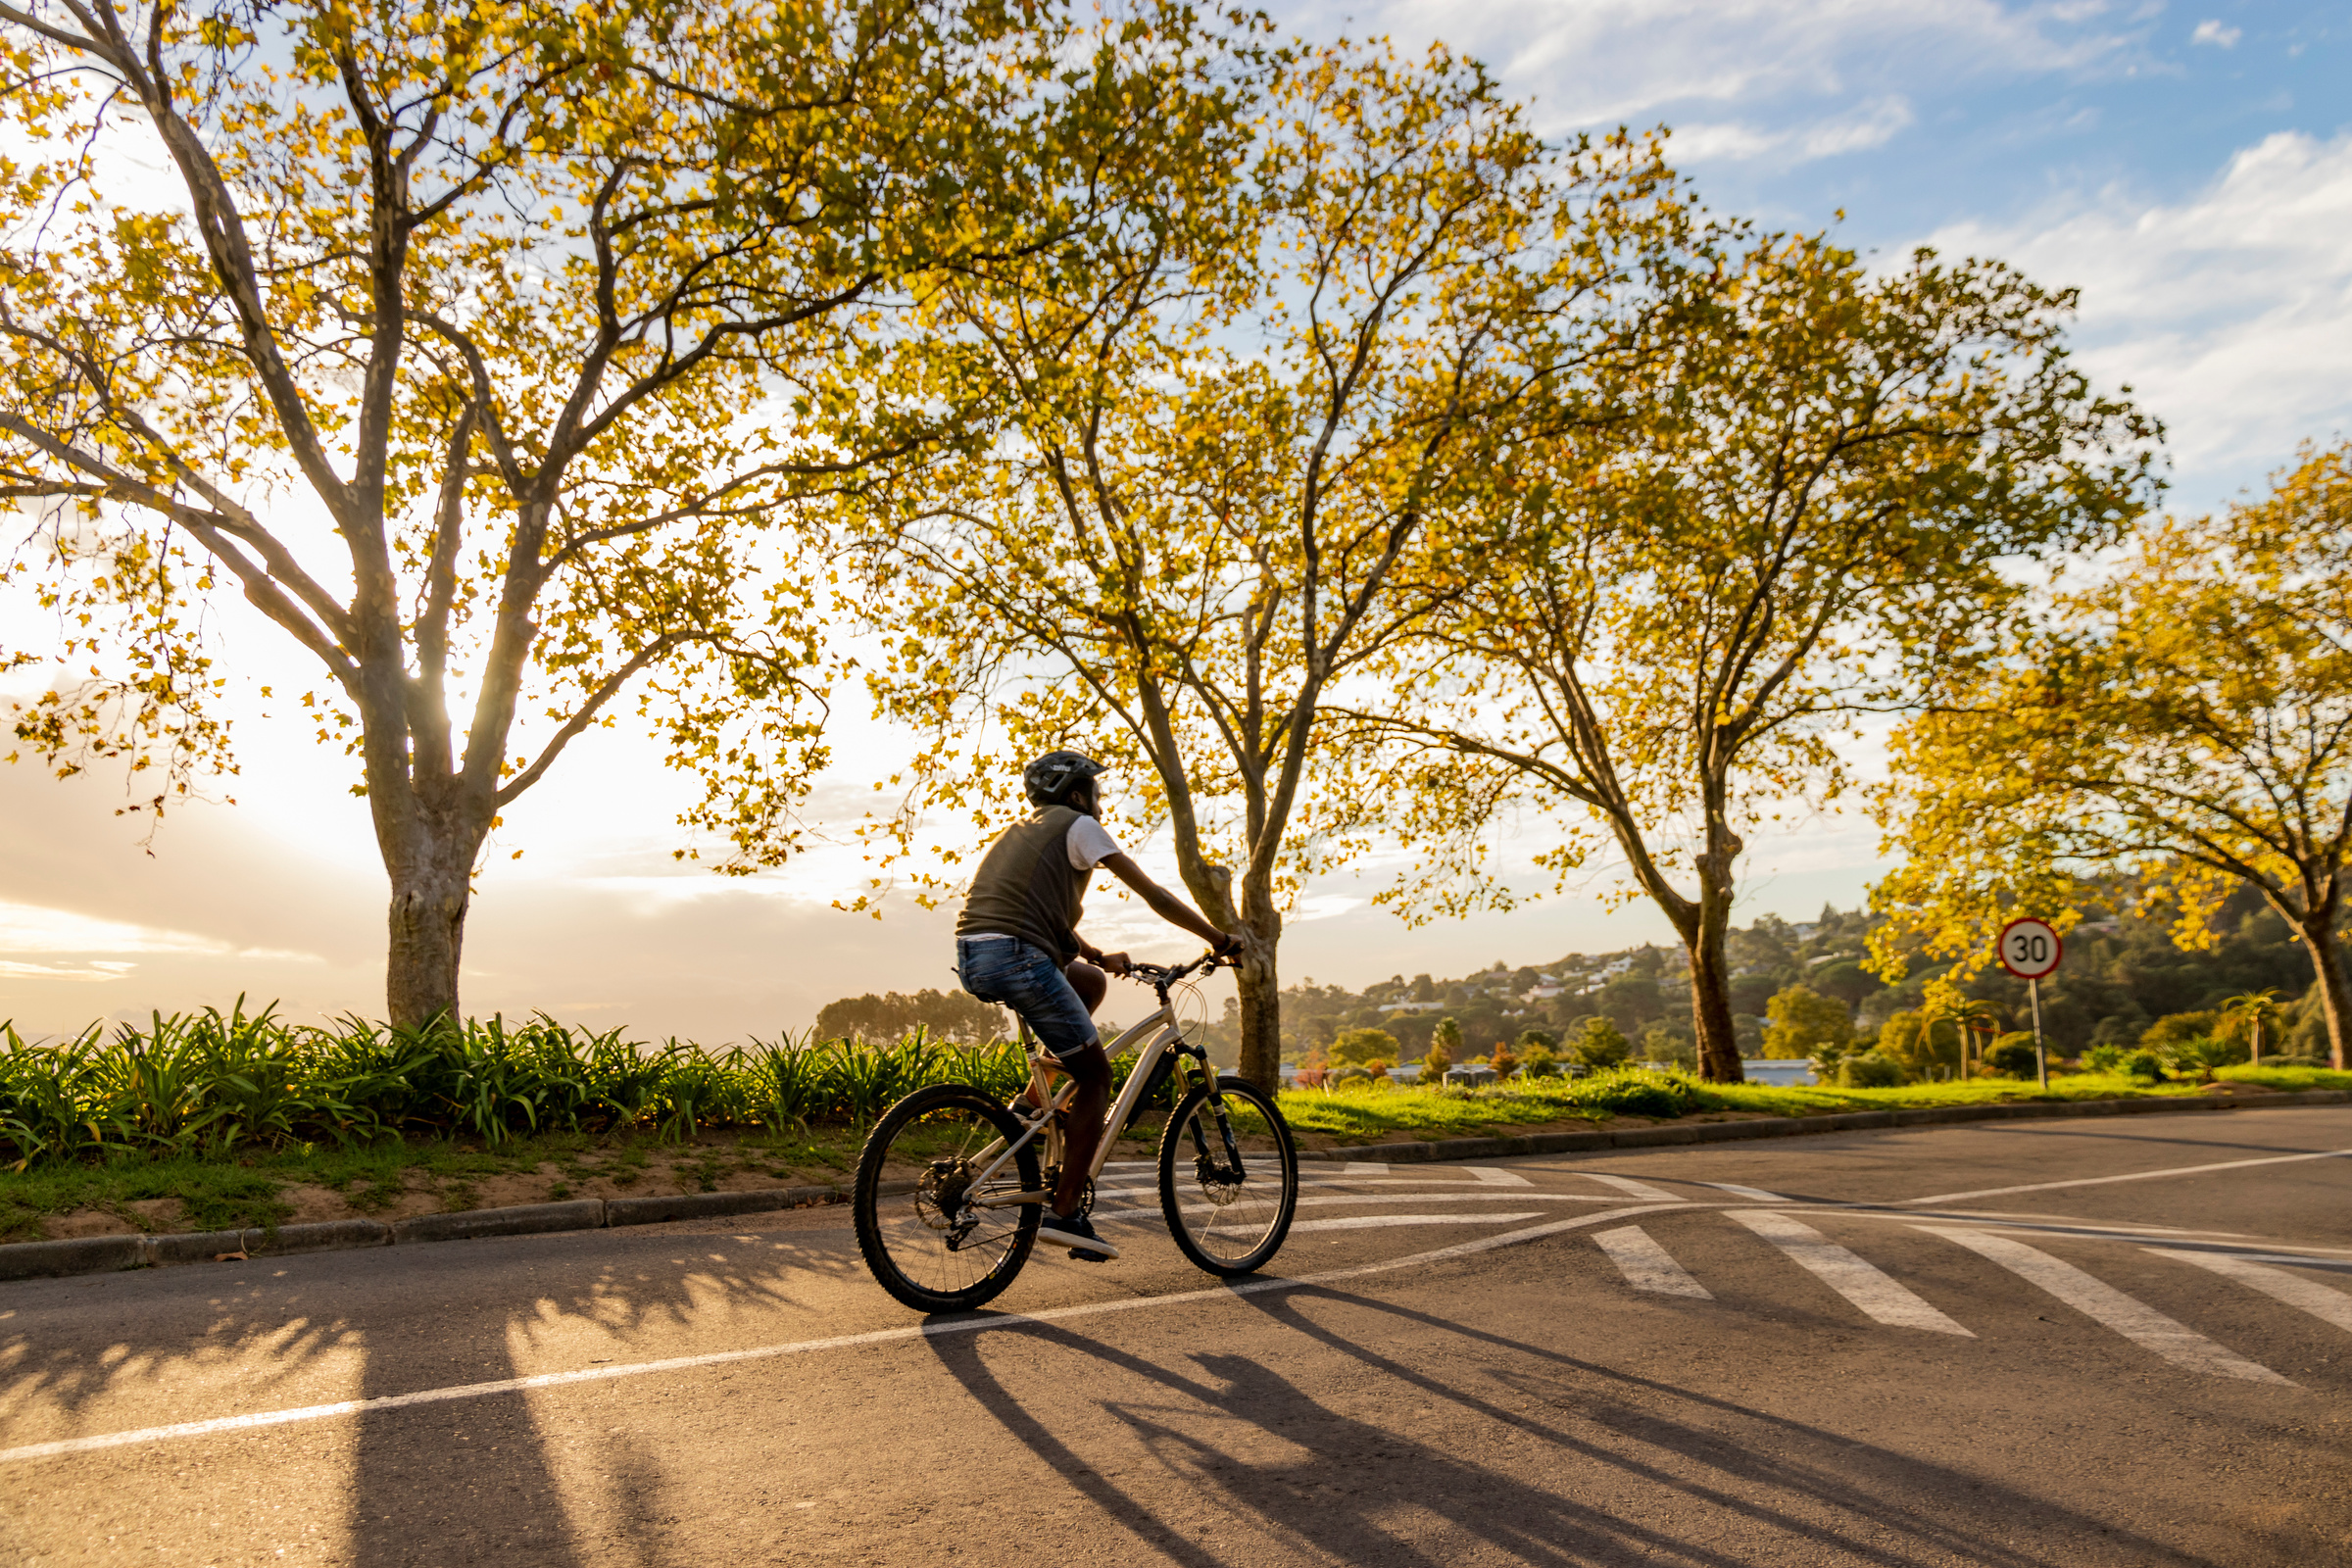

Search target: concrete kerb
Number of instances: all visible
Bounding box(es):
[2,1090,2344,1284]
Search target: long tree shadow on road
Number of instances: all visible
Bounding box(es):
[923,1281,2220,1568]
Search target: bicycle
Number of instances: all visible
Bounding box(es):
[851,949,1299,1313]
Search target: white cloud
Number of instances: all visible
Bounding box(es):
[1926,130,2352,492]
[0,899,314,958]
[1673,95,1916,165]
[1327,0,2148,128]
[2190,20,2241,48]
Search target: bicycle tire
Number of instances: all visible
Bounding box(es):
[1157,1074,1298,1277]
[854,1083,1042,1313]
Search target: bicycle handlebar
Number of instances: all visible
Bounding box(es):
[1123,947,1233,990]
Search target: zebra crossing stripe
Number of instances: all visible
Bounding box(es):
[2147,1248,2352,1334]
[1924,1228,2292,1384]
[1582,1172,1683,1202]
[1731,1211,1973,1335]
[1466,1166,1533,1187]
[1593,1226,1713,1298]
[1699,1182,1788,1202]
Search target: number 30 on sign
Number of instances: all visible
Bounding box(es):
[1997,917,2063,979]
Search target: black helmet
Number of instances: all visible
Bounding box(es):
[1023,750,1106,808]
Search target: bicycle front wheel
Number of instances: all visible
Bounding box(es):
[854,1084,1042,1313]
[1157,1074,1298,1276]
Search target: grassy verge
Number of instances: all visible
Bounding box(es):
[5,1061,2338,1243]
[1269,1065,2311,1147]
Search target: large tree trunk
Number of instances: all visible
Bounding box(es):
[1684,915,1742,1083]
[382,810,484,1031]
[1232,885,1286,1094]
[2303,917,2351,1072]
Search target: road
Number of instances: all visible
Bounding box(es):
[5,1104,2351,1566]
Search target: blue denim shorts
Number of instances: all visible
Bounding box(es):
[955,934,1100,1061]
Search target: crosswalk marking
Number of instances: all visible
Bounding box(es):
[1902,1148,2352,1207]
[1699,1182,1788,1202]
[1582,1172,1683,1202]
[2148,1248,2352,1334]
[1593,1226,1713,1298]
[1330,1162,1391,1177]
[1466,1166,1533,1187]
[1923,1228,2292,1384]
[1731,1211,1973,1335]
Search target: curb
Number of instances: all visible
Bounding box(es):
[0,1184,849,1284]
[1292,1088,2352,1166]
[3,1089,2342,1284]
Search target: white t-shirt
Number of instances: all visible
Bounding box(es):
[1066,815,1122,870]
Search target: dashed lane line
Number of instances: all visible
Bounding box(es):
[1730,1211,1973,1336]
[0,1202,1690,1467]
[1698,1182,1789,1202]
[1900,1149,2352,1207]
[1466,1166,1533,1187]
[1922,1227,2293,1385]
[2148,1248,2352,1334]
[1593,1226,1713,1298]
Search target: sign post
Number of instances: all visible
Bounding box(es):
[1997,918,2064,1089]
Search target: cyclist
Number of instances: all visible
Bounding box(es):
[954,750,1244,1262]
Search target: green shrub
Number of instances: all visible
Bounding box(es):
[1984,1036,2040,1079]
[2120,1049,2166,1082]
[2082,1044,2125,1074]
[1838,1054,1905,1089]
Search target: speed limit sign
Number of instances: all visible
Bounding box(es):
[1997,917,2063,979]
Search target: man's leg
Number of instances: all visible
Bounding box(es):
[1063,959,1106,1015]
[1050,1041,1112,1218]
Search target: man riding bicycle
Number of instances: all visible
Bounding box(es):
[954,750,1244,1262]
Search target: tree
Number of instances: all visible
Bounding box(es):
[1351,231,2154,1081]
[0,0,1223,1026]
[815,989,1005,1044]
[1761,983,1850,1059]
[2218,989,2284,1065]
[1873,446,2352,1069]
[1330,1026,1398,1066]
[1430,1015,1464,1061]
[849,43,1679,1089]
[1572,1016,1629,1068]
[1878,1010,1959,1080]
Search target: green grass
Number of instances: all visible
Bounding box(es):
[2214,1063,2352,1092]
[1270,1067,2225,1146]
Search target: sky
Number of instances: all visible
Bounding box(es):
[4,1,2349,1040]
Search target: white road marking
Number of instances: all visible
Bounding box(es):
[1730,1211,1973,1335]
[0,1202,1690,1467]
[1093,1204,1543,1233]
[1582,1172,1684,1202]
[1288,1212,1540,1234]
[1923,1228,2292,1384]
[1466,1166,1533,1187]
[1593,1226,1713,1298]
[1699,1182,1789,1202]
[1901,1149,2352,1207]
[2149,1249,2352,1332]
[1329,1162,1391,1177]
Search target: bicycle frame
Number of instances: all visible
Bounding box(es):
[960,977,1219,1210]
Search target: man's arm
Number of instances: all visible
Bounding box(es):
[1099,853,1242,954]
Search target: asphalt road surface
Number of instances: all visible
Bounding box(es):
[7,1104,2352,1567]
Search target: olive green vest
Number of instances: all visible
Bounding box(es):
[956,806,1093,962]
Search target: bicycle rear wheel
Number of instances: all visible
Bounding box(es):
[1157,1075,1298,1276]
[854,1084,1042,1313]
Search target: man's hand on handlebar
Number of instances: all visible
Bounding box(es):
[1212,931,1247,961]
[1098,951,1133,977]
